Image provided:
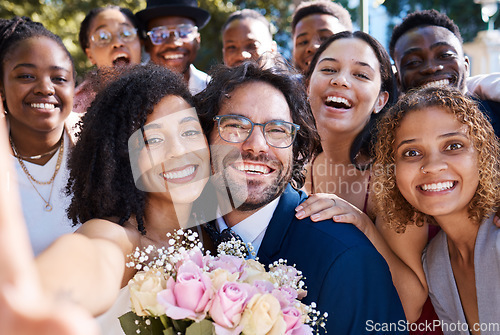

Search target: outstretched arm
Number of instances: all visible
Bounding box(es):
[296,193,428,322]
[0,108,99,335]
[35,223,128,316]
[467,73,500,102]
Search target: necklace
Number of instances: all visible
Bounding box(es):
[9,135,64,212]
[14,146,60,160]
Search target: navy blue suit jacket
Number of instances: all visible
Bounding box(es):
[475,98,500,138]
[257,185,407,334]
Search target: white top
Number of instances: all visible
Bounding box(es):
[215,196,280,255]
[10,131,78,256]
[188,64,210,95]
[96,285,131,335]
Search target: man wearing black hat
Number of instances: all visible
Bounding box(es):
[136,0,211,94]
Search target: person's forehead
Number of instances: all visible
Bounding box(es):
[223,18,271,41]
[220,82,292,122]
[91,9,132,27]
[148,16,196,29]
[294,14,344,37]
[395,25,463,55]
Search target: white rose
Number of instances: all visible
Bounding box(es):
[129,269,168,316]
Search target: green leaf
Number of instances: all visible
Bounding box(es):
[185,319,215,335]
[119,311,166,335]
[171,319,192,333]
[163,327,176,335]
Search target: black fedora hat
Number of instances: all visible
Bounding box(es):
[136,0,211,29]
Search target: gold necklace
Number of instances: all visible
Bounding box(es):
[9,135,64,212]
[14,146,60,160]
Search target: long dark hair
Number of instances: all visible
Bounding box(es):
[305,31,396,169]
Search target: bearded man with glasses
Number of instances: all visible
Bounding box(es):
[136,0,210,94]
[196,62,408,335]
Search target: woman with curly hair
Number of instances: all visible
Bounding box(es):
[33,63,210,335]
[374,86,500,334]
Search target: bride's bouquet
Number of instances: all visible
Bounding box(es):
[119,229,326,335]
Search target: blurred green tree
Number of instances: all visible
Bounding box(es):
[0,0,146,82]
[0,0,355,79]
[382,0,491,43]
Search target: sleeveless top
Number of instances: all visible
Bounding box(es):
[310,160,371,215]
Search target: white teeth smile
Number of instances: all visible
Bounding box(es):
[421,79,450,89]
[31,103,55,109]
[325,96,352,108]
[162,166,195,180]
[420,181,454,191]
[234,163,271,174]
[163,54,183,60]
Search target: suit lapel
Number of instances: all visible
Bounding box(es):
[257,184,303,264]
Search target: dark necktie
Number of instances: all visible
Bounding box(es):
[204,221,248,256]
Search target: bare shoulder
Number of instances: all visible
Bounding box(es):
[76,218,141,257]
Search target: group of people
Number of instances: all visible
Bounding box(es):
[1,0,499,335]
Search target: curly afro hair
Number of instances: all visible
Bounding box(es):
[0,16,74,80]
[373,86,500,233]
[66,64,193,234]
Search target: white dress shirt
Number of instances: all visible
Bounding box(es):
[188,64,210,95]
[215,196,280,256]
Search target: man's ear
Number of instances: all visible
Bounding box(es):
[85,48,96,66]
[464,55,470,78]
[393,64,403,93]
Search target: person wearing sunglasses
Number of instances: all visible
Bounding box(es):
[74,5,142,114]
[136,0,211,94]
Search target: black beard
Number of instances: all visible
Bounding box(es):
[233,167,290,212]
[213,149,292,212]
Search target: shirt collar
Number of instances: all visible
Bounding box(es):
[215,196,281,245]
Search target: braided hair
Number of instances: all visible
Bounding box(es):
[0,16,75,80]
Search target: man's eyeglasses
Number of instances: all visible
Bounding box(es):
[90,27,138,47]
[213,115,300,149]
[146,24,198,45]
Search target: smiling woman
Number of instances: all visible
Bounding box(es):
[374,87,500,334]
[0,16,79,256]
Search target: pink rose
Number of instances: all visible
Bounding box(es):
[157,261,212,321]
[209,254,244,274]
[175,247,206,270]
[283,307,304,334]
[253,280,275,294]
[272,287,298,309]
[210,282,254,334]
